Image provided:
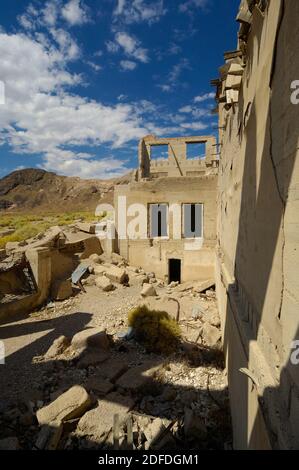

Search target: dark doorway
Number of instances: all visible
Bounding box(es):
[168,259,181,284]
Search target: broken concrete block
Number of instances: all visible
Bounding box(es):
[85,377,114,396]
[71,328,110,352]
[89,253,102,264]
[36,386,91,425]
[79,236,103,259]
[95,275,114,292]
[193,279,215,293]
[144,418,166,447]
[45,336,70,359]
[98,359,128,382]
[75,222,96,234]
[94,265,107,276]
[0,437,20,450]
[201,323,221,347]
[116,361,162,391]
[51,279,73,301]
[35,422,63,450]
[141,283,157,297]
[130,273,149,287]
[77,351,109,368]
[111,252,124,265]
[77,392,134,441]
[105,265,127,284]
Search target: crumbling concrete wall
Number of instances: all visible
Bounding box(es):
[115,174,217,282]
[215,0,299,449]
[138,135,218,180]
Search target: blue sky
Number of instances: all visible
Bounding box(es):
[0,0,240,179]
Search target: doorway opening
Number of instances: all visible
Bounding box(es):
[168,259,181,284]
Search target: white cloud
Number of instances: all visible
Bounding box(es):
[180,122,208,131]
[158,58,190,92]
[120,60,137,71]
[108,32,149,63]
[179,0,208,13]
[0,32,149,179]
[86,61,102,72]
[113,0,166,25]
[62,0,90,26]
[194,92,214,103]
[179,105,192,113]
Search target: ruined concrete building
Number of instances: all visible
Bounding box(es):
[213,0,299,450]
[114,135,218,283]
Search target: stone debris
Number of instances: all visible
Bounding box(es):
[116,361,162,391]
[77,351,110,368]
[201,323,221,347]
[95,275,114,292]
[71,328,110,352]
[77,392,135,442]
[105,266,128,285]
[85,377,114,396]
[74,222,96,234]
[141,283,157,297]
[44,336,70,359]
[51,280,73,301]
[36,386,91,425]
[35,422,63,450]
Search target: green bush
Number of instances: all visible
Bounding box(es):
[128,305,181,354]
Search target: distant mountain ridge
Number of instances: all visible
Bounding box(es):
[0,168,132,212]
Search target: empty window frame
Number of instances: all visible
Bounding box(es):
[149,204,168,238]
[186,142,206,159]
[150,144,169,160]
[183,203,203,238]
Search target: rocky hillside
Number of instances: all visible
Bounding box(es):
[0,168,132,212]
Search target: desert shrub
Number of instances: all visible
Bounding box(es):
[128,305,181,354]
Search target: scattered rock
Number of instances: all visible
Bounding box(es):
[144,418,166,447]
[105,266,128,284]
[45,336,70,359]
[71,328,110,352]
[75,222,96,234]
[89,253,102,264]
[51,279,73,301]
[35,422,63,450]
[116,361,162,391]
[36,385,91,425]
[193,279,215,294]
[95,275,114,292]
[77,392,135,442]
[94,265,107,276]
[201,323,221,347]
[111,253,124,265]
[78,351,110,368]
[141,283,157,297]
[85,377,114,396]
[98,359,128,382]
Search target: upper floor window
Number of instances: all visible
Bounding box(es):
[149,203,168,238]
[183,203,203,238]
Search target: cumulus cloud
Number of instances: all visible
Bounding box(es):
[61,0,90,26]
[0,32,148,178]
[179,0,209,13]
[194,92,215,102]
[113,0,166,25]
[158,58,190,92]
[107,32,149,63]
[120,60,137,71]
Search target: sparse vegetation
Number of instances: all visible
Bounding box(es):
[128,304,181,354]
[0,211,97,249]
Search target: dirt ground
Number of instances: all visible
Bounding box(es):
[0,279,232,450]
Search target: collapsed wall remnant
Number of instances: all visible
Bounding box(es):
[213,0,299,449]
[115,135,219,283]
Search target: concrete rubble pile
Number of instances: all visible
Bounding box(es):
[0,261,228,450]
